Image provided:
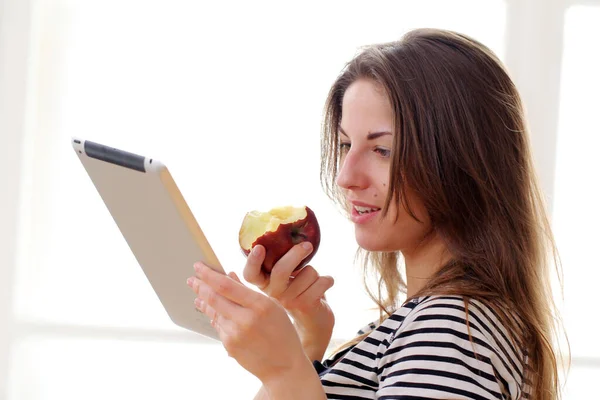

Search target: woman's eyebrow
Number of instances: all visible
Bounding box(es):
[339,126,392,140]
[366,131,392,140]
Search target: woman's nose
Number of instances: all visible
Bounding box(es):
[335,151,367,190]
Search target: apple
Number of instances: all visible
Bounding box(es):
[239,205,321,273]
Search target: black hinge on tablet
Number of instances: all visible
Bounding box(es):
[84,141,146,173]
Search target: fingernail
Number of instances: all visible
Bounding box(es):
[194,298,204,310]
[252,245,263,257]
[194,263,201,272]
[302,242,312,251]
[187,277,194,286]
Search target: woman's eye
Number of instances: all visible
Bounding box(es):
[375,147,391,158]
[339,142,351,153]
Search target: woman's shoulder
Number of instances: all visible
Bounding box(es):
[353,295,524,354]
[376,294,527,399]
[319,295,527,399]
[392,295,523,350]
[384,295,525,365]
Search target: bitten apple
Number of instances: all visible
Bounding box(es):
[239,205,321,273]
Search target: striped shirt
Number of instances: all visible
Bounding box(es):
[314,295,527,399]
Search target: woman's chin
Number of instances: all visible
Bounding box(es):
[355,229,407,253]
[356,234,389,252]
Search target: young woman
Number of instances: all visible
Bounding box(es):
[187,28,566,399]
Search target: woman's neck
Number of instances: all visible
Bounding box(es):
[403,234,451,298]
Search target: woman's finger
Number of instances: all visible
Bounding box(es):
[194,295,218,328]
[228,271,241,283]
[190,275,244,320]
[196,262,262,308]
[195,297,216,320]
[195,294,240,339]
[277,265,320,303]
[242,245,269,290]
[187,276,201,295]
[268,242,313,298]
[289,276,334,311]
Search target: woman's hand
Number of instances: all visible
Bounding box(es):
[187,262,314,387]
[243,243,335,362]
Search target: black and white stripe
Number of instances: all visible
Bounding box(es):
[316,296,526,399]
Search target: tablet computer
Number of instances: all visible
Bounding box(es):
[71,138,224,341]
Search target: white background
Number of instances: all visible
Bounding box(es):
[1,0,598,398]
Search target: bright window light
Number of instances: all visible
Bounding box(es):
[552,4,600,397]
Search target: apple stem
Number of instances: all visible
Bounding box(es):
[293,232,308,242]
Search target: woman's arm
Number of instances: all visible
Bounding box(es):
[253,366,327,400]
[188,263,327,400]
[261,359,327,400]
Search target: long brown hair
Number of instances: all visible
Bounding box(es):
[320,28,568,399]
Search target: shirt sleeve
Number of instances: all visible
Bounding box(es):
[376,299,515,400]
[314,319,379,374]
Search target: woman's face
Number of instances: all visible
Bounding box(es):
[336,78,432,253]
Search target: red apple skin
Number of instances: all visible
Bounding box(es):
[241,207,320,274]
